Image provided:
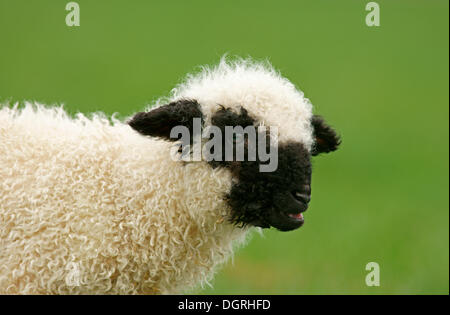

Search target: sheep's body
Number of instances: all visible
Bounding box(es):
[0,105,248,294]
[0,59,318,294]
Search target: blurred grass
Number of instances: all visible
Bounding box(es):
[0,0,448,294]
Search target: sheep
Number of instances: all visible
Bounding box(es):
[0,58,340,294]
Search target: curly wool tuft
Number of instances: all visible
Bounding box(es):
[169,57,314,147]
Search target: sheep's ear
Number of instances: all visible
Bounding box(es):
[128,99,203,141]
[311,115,341,156]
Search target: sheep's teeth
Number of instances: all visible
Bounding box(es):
[288,213,303,220]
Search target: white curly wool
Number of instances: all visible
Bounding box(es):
[0,59,315,294]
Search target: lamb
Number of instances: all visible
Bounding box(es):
[0,58,340,294]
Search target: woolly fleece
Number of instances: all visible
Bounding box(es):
[0,59,314,294]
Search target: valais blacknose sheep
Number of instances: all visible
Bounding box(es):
[0,59,340,294]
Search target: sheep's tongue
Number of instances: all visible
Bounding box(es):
[288,213,303,220]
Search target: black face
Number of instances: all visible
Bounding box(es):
[225,141,312,231]
[207,106,313,231]
[128,99,341,232]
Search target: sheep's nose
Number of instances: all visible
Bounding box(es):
[294,192,311,204]
[292,184,311,204]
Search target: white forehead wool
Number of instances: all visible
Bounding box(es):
[168,58,314,148]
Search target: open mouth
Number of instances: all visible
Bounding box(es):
[254,190,311,231]
[287,212,304,221]
[285,190,309,222]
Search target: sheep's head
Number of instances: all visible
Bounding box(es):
[129,59,340,231]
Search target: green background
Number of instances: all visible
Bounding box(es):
[0,0,448,294]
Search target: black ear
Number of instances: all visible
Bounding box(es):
[128,99,203,141]
[311,115,341,156]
